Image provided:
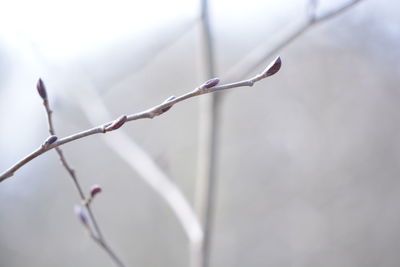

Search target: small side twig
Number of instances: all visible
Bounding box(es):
[36,79,126,267]
[0,56,281,183]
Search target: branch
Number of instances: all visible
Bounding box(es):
[75,79,204,247]
[0,56,281,183]
[74,203,126,267]
[224,0,363,81]
[37,79,126,267]
[37,78,85,199]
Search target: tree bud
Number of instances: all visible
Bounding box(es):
[36,78,47,100]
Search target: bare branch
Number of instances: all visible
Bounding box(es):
[38,79,126,267]
[224,0,363,81]
[196,1,218,266]
[39,80,85,199]
[316,0,362,23]
[74,204,126,267]
[0,57,281,183]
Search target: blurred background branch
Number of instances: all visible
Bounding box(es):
[196,1,218,267]
[224,0,364,81]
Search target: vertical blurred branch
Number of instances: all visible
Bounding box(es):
[196,1,218,267]
[193,2,364,267]
[74,81,204,267]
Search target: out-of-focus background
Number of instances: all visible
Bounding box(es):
[1,0,400,266]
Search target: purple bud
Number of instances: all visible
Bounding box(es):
[160,95,176,113]
[74,205,88,226]
[263,56,281,77]
[106,115,127,131]
[43,135,57,147]
[90,184,102,198]
[202,78,220,89]
[36,78,47,100]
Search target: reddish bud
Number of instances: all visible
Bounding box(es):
[74,205,88,226]
[90,184,102,198]
[263,56,281,77]
[36,78,47,100]
[202,78,220,89]
[106,115,127,131]
[160,95,176,113]
[43,135,57,148]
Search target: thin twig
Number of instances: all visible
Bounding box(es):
[42,98,85,199]
[38,80,126,267]
[0,56,281,184]
[224,0,363,81]
[85,208,126,267]
[75,205,126,267]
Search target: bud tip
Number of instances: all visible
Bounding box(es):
[36,78,47,100]
[264,56,282,77]
[43,135,58,148]
[90,184,102,198]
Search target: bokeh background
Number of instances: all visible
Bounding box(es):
[1,0,400,266]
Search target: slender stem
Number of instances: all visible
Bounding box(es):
[86,205,105,241]
[0,60,280,183]
[41,94,125,267]
[86,207,126,267]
